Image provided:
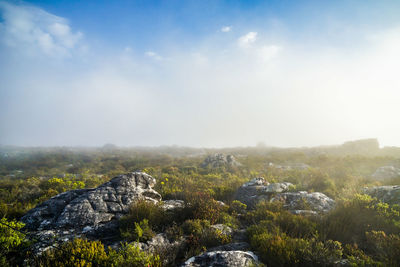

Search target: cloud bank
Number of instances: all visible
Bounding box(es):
[1,1,400,148]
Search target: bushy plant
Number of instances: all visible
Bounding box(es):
[320,194,400,246]
[108,242,162,267]
[38,238,108,267]
[119,200,170,237]
[229,200,247,215]
[365,230,400,266]
[249,228,343,266]
[184,192,222,224]
[0,218,29,266]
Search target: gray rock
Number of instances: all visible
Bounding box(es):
[182,250,259,267]
[242,177,267,187]
[290,210,318,216]
[201,154,241,169]
[262,182,293,193]
[207,242,250,252]
[364,185,400,205]
[210,224,233,236]
[371,166,400,180]
[235,180,292,208]
[22,172,161,237]
[235,179,335,213]
[140,233,186,266]
[271,191,335,213]
[161,200,185,211]
[270,162,310,171]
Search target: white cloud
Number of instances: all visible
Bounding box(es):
[145,50,163,60]
[0,1,83,56]
[221,26,232,32]
[238,31,257,47]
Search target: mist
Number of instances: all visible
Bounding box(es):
[1,1,400,148]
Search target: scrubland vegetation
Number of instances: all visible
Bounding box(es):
[1,140,400,266]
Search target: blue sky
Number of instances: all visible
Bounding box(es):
[1,0,400,147]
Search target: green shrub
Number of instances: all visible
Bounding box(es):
[38,238,108,267]
[249,229,343,266]
[184,192,222,224]
[229,200,247,215]
[0,218,29,266]
[120,219,155,242]
[108,242,161,267]
[119,200,170,239]
[365,230,400,266]
[320,194,400,246]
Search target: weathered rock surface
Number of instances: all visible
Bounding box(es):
[271,191,335,213]
[269,162,310,170]
[201,153,241,169]
[139,233,187,266]
[364,185,400,205]
[210,224,233,236]
[235,177,293,208]
[181,250,259,267]
[235,178,335,213]
[161,199,185,211]
[22,172,161,236]
[371,166,400,180]
[207,242,251,252]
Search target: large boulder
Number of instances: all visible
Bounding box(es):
[364,185,400,205]
[235,177,293,208]
[21,172,161,237]
[371,166,400,180]
[201,153,241,169]
[270,191,335,213]
[235,178,335,213]
[181,250,259,267]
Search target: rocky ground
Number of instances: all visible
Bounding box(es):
[20,171,400,266]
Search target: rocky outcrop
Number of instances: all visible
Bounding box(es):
[181,250,259,267]
[21,172,161,238]
[235,177,293,208]
[271,191,335,213]
[139,233,187,266]
[269,162,310,171]
[210,224,233,236]
[235,178,335,213]
[371,166,400,180]
[207,242,251,252]
[161,200,185,211]
[201,154,241,169]
[364,185,400,205]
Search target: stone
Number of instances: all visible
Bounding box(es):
[181,250,259,267]
[262,182,293,193]
[201,154,241,169]
[242,177,267,187]
[210,224,233,236]
[235,180,292,208]
[271,191,335,213]
[371,166,400,180]
[269,162,310,171]
[207,242,251,252]
[21,172,161,239]
[140,233,186,266]
[161,200,185,211]
[364,185,400,205]
[235,178,335,213]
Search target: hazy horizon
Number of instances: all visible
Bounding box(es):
[1,1,400,148]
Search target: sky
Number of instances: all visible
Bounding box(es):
[1,0,400,148]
